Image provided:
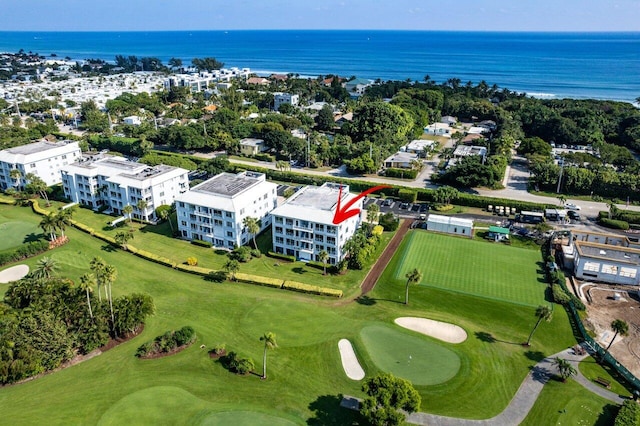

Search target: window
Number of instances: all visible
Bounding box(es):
[62,155,67,159]
[275,226,283,234]
[214,219,223,226]
[225,212,232,218]
[226,221,233,227]
[226,231,233,237]
[583,261,600,272]
[179,202,185,208]
[30,163,36,168]
[159,191,164,197]
[181,221,187,226]
[275,237,284,244]
[275,217,283,224]
[601,264,618,275]
[620,267,637,278]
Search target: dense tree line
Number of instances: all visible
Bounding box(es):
[0,261,154,385]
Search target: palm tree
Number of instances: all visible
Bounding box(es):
[404,268,423,305]
[554,357,576,382]
[54,207,75,238]
[366,203,380,226]
[25,173,50,206]
[89,257,106,302]
[103,264,118,336]
[260,332,277,379]
[318,250,329,275]
[32,256,58,280]
[9,168,22,190]
[39,214,58,241]
[223,259,239,281]
[606,319,629,351]
[136,199,149,222]
[79,273,95,319]
[606,201,619,219]
[115,230,134,250]
[243,216,260,249]
[526,305,553,346]
[159,208,174,235]
[557,195,566,207]
[123,204,134,225]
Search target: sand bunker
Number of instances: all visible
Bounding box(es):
[338,339,365,380]
[0,264,29,283]
[394,317,467,344]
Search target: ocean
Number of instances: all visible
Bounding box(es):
[0,30,638,102]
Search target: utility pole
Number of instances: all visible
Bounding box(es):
[556,160,564,193]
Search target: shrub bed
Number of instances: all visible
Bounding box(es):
[282,280,343,297]
[267,251,296,262]
[190,239,213,248]
[235,272,283,289]
[599,218,630,230]
[0,240,49,267]
[136,326,196,359]
[174,263,214,276]
[385,168,418,179]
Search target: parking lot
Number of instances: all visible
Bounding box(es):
[363,197,429,219]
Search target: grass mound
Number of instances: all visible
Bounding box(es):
[360,324,461,386]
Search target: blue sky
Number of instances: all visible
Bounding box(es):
[2,0,639,31]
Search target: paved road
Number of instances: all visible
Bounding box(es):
[229,157,640,219]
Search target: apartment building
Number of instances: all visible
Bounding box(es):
[273,92,299,110]
[61,154,189,221]
[175,171,277,249]
[0,140,81,190]
[270,183,362,265]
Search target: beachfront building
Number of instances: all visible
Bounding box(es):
[174,171,277,249]
[270,183,362,264]
[163,68,251,93]
[426,214,473,238]
[61,154,189,220]
[0,140,81,190]
[273,92,299,110]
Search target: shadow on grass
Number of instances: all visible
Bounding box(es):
[292,267,308,275]
[524,350,546,362]
[100,244,117,252]
[594,404,620,426]
[355,295,376,306]
[307,394,364,425]
[23,232,43,243]
[475,331,521,345]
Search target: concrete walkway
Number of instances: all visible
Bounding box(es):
[405,345,623,426]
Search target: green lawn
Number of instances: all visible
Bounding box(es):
[521,378,618,426]
[34,201,392,297]
[394,230,546,307]
[359,324,460,385]
[579,357,633,398]
[0,203,598,424]
[0,205,44,251]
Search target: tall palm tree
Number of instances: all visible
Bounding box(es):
[39,214,58,241]
[404,268,423,305]
[223,259,239,281]
[366,203,380,226]
[606,319,629,351]
[115,230,134,250]
[554,357,576,382]
[32,256,58,280]
[136,199,149,222]
[557,195,566,207]
[526,305,553,346]
[123,204,134,225]
[9,168,22,190]
[55,207,75,238]
[318,250,329,275]
[79,273,95,319]
[260,332,277,379]
[159,208,174,235]
[25,173,50,206]
[89,257,106,302]
[243,217,260,249]
[103,264,118,336]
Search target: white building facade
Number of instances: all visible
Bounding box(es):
[0,140,81,190]
[426,214,473,238]
[270,183,362,265]
[61,154,189,221]
[273,92,299,110]
[174,171,277,249]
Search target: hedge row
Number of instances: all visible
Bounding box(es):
[384,168,418,179]
[267,251,296,262]
[0,197,16,205]
[174,263,214,276]
[0,240,49,267]
[234,272,284,289]
[599,218,630,230]
[127,245,177,268]
[191,239,213,248]
[282,280,343,297]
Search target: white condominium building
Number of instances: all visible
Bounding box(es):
[175,171,277,249]
[0,140,81,190]
[61,154,189,221]
[270,183,362,265]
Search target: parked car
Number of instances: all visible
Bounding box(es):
[411,204,420,212]
[382,199,393,207]
[400,202,409,209]
[567,210,581,220]
[419,203,429,212]
[564,203,581,210]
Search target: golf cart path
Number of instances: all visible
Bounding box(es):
[406,346,623,425]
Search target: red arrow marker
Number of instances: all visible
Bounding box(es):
[332,185,391,225]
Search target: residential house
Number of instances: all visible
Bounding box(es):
[424,123,452,136]
[383,151,419,169]
[239,138,268,156]
[273,92,299,110]
[405,140,437,157]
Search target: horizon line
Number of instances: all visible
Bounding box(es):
[1,29,639,34]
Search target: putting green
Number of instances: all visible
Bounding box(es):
[360,324,461,386]
[0,220,41,251]
[97,386,298,425]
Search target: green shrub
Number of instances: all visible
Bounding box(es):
[398,188,418,202]
[204,270,227,283]
[385,168,418,179]
[131,248,177,268]
[552,284,571,305]
[599,218,630,230]
[234,272,283,288]
[267,251,296,262]
[379,212,399,231]
[230,246,252,262]
[250,249,262,258]
[135,341,154,358]
[210,343,226,356]
[191,239,213,248]
[254,153,274,162]
[174,326,196,346]
[186,257,198,266]
[0,240,49,267]
[282,280,343,297]
[174,263,213,276]
[614,400,640,426]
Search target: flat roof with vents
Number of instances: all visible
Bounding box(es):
[192,172,262,197]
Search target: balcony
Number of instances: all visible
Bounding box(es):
[193,210,210,218]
